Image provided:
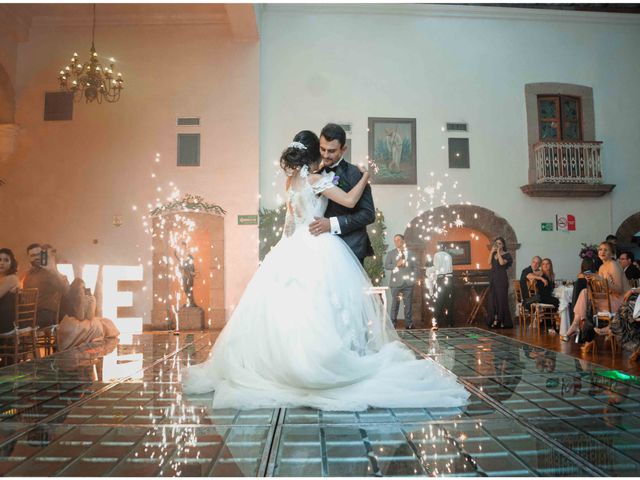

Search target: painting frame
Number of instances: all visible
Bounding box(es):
[368,117,417,185]
[437,241,471,266]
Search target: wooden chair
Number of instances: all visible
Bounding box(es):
[586,277,618,353]
[527,280,558,334]
[0,288,39,365]
[35,292,61,357]
[513,280,532,330]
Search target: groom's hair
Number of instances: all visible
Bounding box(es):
[320,123,346,147]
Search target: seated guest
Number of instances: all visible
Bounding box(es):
[619,251,640,281]
[0,248,20,334]
[57,278,119,351]
[563,257,597,341]
[596,287,640,360]
[520,255,541,301]
[572,241,629,353]
[538,258,560,310]
[531,258,560,332]
[22,243,69,328]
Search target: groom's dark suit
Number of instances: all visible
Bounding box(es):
[324,159,375,263]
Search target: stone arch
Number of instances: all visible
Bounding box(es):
[404,203,519,259]
[404,203,520,326]
[616,212,640,243]
[0,62,15,124]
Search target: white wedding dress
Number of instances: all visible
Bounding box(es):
[182,171,469,411]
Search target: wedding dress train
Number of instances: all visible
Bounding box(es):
[183,171,469,411]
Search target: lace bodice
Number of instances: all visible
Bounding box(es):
[284,171,335,234]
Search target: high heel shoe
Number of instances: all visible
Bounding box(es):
[581,340,596,354]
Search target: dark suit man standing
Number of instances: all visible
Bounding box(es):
[385,234,418,329]
[619,251,640,280]
[308,123,375,265]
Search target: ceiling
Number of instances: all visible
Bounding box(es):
[0,3,258,41]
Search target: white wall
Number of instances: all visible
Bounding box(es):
[2,20,259,324]
[259,4,640,279]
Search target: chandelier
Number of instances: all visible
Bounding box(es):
[58,4,124,103]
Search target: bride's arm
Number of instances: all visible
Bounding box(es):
[310,167,370,209]
[282,180,296,238]
[283,201,295,237]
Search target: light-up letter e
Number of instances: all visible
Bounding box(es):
[102,265,143,334]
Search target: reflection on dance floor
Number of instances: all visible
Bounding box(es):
[0,328,639,476]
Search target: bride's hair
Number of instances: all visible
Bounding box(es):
[280,130,320,171]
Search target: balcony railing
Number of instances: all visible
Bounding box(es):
[533,141,603,184]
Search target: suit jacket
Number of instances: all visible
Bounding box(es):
[520,266,534,300]
[385,248,418,287]
[323,160,375,260]
[625,264,640,280]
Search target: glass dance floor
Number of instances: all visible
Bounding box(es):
[0,328,639,476]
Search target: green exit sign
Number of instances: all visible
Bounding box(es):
[541,222,554,231]
[238,215,258,225]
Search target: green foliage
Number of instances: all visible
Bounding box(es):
[259,204,287,260]
[364,208,388,285]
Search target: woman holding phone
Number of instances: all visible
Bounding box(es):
[487,237,513,329]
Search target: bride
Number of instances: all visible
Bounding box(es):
[182,131,469,411]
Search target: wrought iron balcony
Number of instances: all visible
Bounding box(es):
[533,140,603,183]
[521,140,615,197]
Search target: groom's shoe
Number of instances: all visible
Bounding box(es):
[406,324,414,330]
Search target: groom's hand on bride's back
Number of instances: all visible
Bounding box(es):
[309,217,330,236]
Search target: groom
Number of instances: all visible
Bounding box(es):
[309,123,376,265]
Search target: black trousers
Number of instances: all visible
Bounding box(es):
[434,275,454,327]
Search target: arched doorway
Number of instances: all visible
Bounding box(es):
[404,204,520,326]
[0,63,14,124]
[616,212,640,260]
[0,63,19,170]
[616,212,640,244]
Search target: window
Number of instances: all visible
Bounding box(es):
[537,95,582,141]
[44,92,73,121]
[177,133,200,166]
[448,138,470,168]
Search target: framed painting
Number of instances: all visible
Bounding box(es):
[368,117,417,184]
[437,241,471,266]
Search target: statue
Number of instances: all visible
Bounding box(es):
[174,243,197,308]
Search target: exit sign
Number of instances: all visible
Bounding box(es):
[541,222,554,231]
[238,215,258,225]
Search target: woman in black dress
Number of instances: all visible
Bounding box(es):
[0,248,20,334]
[487,237,513,328]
